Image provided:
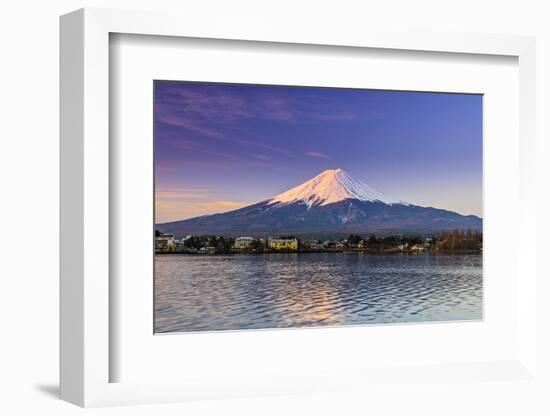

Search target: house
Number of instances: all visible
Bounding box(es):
[268,237,298,251]
[358,240,368,249]
[423,237,434,248]
[410,244,426,252]
[323,240,336,249]
[335,240,348,250]
[205,246,217,254]
[155,233,175,252]
[234,236,255,250]
[303,240,323,250]
[174,240,186,252]
[173,235,192,252]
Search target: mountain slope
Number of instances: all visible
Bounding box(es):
[157,169,482,238]
[269,168,404,207]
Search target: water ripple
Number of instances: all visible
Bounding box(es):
[155,253,482,333]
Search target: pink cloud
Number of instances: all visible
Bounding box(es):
[155,187,210,200]
[169,138,199,150]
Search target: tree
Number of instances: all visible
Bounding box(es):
[382,235,398,246]
[216,241,226,254]
[367,235,379,246]
[184,236,203,249]
[403,235,423,246]
[347,234,362,245]
[437,228,482,251]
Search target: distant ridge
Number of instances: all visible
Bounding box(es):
[157,169,482,238]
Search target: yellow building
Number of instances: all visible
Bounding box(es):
[268,237,298,251]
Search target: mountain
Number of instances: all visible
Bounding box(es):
[157,168,482,238]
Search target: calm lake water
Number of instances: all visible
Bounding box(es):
[154,253,482,333]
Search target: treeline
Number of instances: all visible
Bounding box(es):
[183,235,235,253]
[156,229,482,254]
[348,234,433,249]
[436,228,482,251]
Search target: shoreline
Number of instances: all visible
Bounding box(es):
[155,249,482,256]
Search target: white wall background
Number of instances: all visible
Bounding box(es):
[0,1,548,415]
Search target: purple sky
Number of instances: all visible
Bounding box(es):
[155,81,482,223]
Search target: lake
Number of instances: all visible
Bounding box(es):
[154,253,482,333]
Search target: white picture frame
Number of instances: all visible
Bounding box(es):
[60,7,537,407]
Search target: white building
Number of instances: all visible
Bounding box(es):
[234,236,255,249]
[303,240,323,250]
[155,233,175,252]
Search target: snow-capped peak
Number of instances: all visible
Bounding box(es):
[268,168,407,207]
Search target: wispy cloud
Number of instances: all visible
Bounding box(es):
[235,138,293,157]
[305,151,331,159]
[169,138,199,150]
[252,154,271,161]
[158,114,225,139]
[156,83,366,143]
[155,185,252,222]
[157,156,277,172]
[216,152,241,161]
[155,188,209,200]
[310,112,356,121]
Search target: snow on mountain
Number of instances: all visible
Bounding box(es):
[268,168,406,207]
[157,167,482,238]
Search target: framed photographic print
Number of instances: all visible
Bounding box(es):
[60,8,538,408]
[153,81,484,334]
